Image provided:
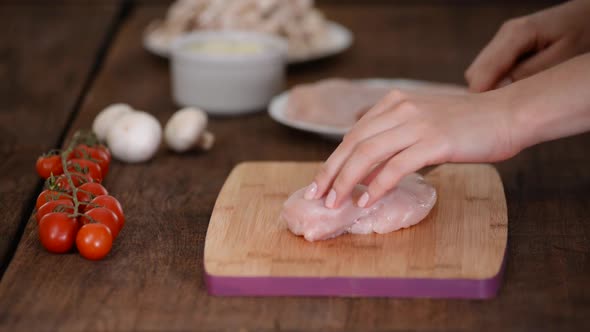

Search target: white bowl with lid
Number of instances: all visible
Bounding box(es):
[170,31,288,115]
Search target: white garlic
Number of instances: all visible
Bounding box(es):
[106,111,162,163]
[92,103,134,141]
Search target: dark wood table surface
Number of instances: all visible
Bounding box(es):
[1,0,588,331]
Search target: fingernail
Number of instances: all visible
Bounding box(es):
[303,182,317,200]
[357,192,369,208]
[325,189,336,209]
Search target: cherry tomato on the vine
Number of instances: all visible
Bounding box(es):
[36,199,74,224]
[76,182,108,210]
[81,207,120,238]
[36,190,71,211]
[53,172,93,192]
[96,145,111,162]
[34,130,120,261]
[85,195,125,229]
[70,144,110,178]
[66,158,102,183]
[38,212,79,254]
[36,155,63,179]
[76,223,112,261]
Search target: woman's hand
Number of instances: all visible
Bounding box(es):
[305,89,521,209]
[307,53,590,209]
[465,0,590,92]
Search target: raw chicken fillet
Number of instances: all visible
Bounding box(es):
[285,79,391,128]
[285,78,467,129]
[281,173,437,241]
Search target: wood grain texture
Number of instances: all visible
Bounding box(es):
[1,1,589,331]
[205,162,507,281]
[0,3,117,268]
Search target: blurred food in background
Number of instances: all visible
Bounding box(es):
[146,0,334,59]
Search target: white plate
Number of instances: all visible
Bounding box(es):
[268,79,466,140]
[143,21,353,65]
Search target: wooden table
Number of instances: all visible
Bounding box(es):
[1,0,588,331]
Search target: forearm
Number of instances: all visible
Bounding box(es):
[499,52,590,150]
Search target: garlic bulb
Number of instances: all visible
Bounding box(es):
[106,111,162,163]
[92,103,134,141]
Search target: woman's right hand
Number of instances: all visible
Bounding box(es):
[465,0,590,92]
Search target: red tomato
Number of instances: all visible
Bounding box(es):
[36,155,63,179]
[70,145,110,178]
[85,195,125,229]
[96,145,111,162]
[36,190,71,211]
[81,207,120,238]
[38,212,79,254]
[67,158,102,183]
[76,223,112,261]
[76,182,108,209]
[54,172,93,192]
[36,199,74,224]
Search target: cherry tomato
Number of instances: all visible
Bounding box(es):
[36,199,74,224]
[96,145,111,162]
[38,212,79,254]
[53,172,93,192]
[76,182,108,210]
[81,207,120,238]
[36,155,63,179]
[67,158,102,183]
[70,145,110,178]
[76,223,112,261]
[85,195,125,229]
[36,190,71,211]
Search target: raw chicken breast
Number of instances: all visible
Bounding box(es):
[285,79,466,128]
[281,173,437,242]
[285,79,391,128]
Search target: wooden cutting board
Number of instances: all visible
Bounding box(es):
[204,162,508,299]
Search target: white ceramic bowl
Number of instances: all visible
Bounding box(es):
[170,31,288,115]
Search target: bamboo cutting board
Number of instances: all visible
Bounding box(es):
[204,162,508,299]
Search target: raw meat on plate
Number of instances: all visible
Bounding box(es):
[285,78,466,129]
[285,79,391,128]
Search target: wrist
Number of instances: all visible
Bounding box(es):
[506,89,540,151]
[482,86,538,155]
[506,54,590,149]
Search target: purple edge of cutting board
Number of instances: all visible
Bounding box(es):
[203,244,508,299]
